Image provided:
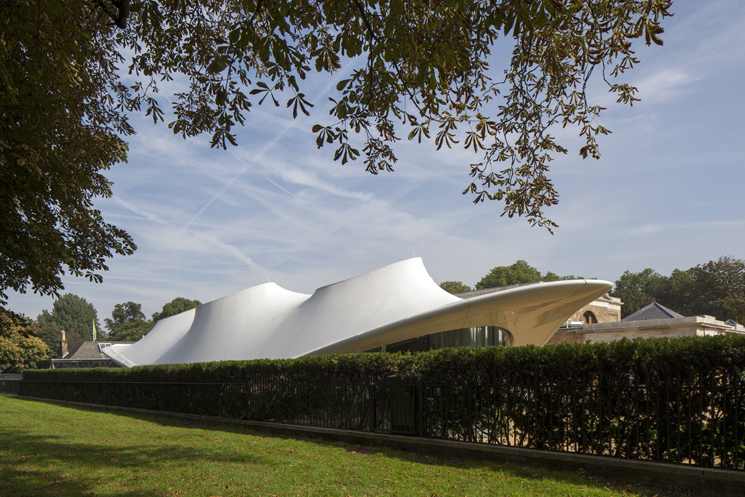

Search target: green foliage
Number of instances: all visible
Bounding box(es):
[615,268,669,294]
[610,268,667,317]
[665,256,745,323]
[476,260,542,289]
[36,322,61,358]
[105,302,145,332]
[36,312,84,358]
[612,287,655,318]
[542,271,584,282]
[103,297,203,342]
[474,260,583,290]
[439,281,473,294]
[152,297,201,323]
[0,0,136,304]
[105,301,154,341]
[22,336,745,469]
[108,320,155,342]
[0,1,672,305]
[612,256,745,322]
[0,307,49,373]
[35,294,101,342]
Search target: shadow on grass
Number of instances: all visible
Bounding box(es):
[6,396,692,497]
[1,398,272,497]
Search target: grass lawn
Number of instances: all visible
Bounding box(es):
[0,394,687,497]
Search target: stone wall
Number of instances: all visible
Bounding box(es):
[568,295,622,324]
[546,330,585,345]
[547,314,744,346]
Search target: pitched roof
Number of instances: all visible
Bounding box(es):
[64,341,135,360]
[622,302,684,321]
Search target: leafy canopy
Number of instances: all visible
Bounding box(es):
[0,0,136,304]
[0,0,671,302]
[439,261,586,291]
[35,294,101,343]
[611,256,745,322]
[152,297,202,323]
[0,307,49,373]
[103,298,201,342]
[439,281,474,294]
[105,301,155,341]
[475,260,583,289]
[125,0,671,232]
[108,320,155,341]
[105,301,146,333]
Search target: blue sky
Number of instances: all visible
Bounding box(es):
[7,1,745,323]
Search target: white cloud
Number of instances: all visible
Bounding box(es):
[630,224,663,236]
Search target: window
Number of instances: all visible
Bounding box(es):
[583,311,597,324]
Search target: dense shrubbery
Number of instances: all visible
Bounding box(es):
[0,308,48,373]
[24,334,745,382]
[21,335,745,469]
[611,256,745,321]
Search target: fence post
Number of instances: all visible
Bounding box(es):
[368,380,376,432]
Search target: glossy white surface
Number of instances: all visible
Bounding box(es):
[103,258,612,366]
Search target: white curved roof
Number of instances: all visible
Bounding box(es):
[103,258,612,366]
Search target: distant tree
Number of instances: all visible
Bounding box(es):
[476,261,588,290]
[613,287,655,319]
[108,320,155,342]
[614,268,669,297]
[0,307,49,373]
[542,271,585,282]
[105,301,145,334]
[35,320,61,358]
[664,257,745,323]
[35,294,101,342]
[610,268,669,318]
[542,271,562,282]
[106,301,155,341]
[653,268,694,317]
[36,310,86,357]
[439,281,473,294]
[611,257,745,322]
[476,261,542,289]
[152,298,201,323]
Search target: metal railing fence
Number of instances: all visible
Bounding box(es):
[19,370,745,470]
[0,375,22,395]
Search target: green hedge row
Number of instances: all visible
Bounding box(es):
[24,334,745,383]
[20,335,745,469]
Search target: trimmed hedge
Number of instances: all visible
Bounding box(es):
[24,334,745,382]
[21,335,745,469]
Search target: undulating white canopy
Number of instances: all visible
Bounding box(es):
[103,258,612,367]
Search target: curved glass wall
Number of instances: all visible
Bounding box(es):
[374,326,513,353]
[428,326,513,349]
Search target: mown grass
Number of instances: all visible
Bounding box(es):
[0,394,687,497]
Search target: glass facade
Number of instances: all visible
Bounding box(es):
[428,326,512,349]
[371,326,513,353]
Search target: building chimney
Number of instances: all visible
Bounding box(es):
[60,330,68,358]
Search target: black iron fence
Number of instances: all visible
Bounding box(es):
[19,370,745,470]
[0,374,22,395]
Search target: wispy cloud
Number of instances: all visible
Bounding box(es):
[630,224,663,236]
[5,4,745,321]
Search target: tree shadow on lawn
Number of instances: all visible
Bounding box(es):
[0,400,272,497]
[303,439,694,497]
[10,397,694,497]
[95,402,695,496]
